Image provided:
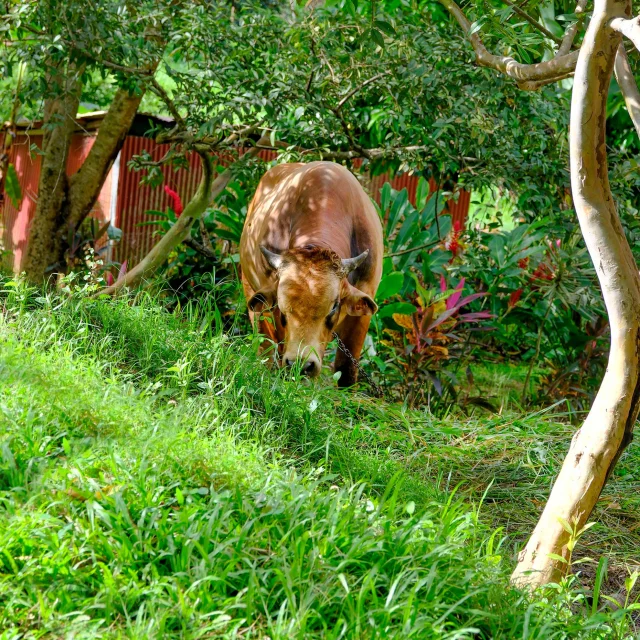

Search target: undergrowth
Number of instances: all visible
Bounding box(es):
[0,278,638,638]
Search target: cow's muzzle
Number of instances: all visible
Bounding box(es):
[284,356,320,378]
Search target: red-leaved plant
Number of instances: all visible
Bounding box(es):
[382,275,492,405]
[508,238,561,308]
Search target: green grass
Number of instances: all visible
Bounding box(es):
[0,280,638,638]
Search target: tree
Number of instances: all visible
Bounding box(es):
[3,0,574,288]
[98,1,576,294]
[1,1,169,281]
[1,1,283,283]
[401,0,640,586]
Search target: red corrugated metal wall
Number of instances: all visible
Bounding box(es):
[114,137,204,265]
[113,142,472,266]
[2,134,42,271]
[364,169,471,228]
[2,133,472,271]
[2,133,111,271]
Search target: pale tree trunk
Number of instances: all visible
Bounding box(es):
[512,0,640,587]
[614,44,640,137]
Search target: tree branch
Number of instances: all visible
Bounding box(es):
[438,0,580,88]
[558,0,588,55]
[614,44,640,139]
[150,78,185,128]
[385,238,442,258]
[254,139,431,161]
[610,15,640,53]
[336,72,389,110]
[184,234,216,259]
[96,56,155,77]
[500,0,563,45]
[157,123,263,148]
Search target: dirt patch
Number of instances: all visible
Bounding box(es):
[575,561,640,628]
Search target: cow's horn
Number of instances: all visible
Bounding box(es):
[341,250,369,275]
[260,246,283,270]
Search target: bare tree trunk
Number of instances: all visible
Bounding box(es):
[614,44,640,137]
[22,79,81,282]
[512,0,640,587]
[22,83,147,283]
[66,87,145,230]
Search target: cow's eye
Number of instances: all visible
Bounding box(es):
[328,302,339,318]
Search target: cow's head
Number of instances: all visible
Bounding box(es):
[247,246,377,377]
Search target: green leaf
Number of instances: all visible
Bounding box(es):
[370,28,385,47]
[374,20,396,37]
[577,521,597,536]
[468,20,484,36]
[393,209,420,252]
[5,163,22,208]
[143,210,169,219]
[557,516,574,535]
[385,188,409,238]
[376,272,404,301]
[592,556,608,615]
[625,570,639,595]
[546,553,569,564]
[416,177,430,211]
[378,302,417,318]
[379,182,391,215]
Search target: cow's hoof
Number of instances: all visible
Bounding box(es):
[336,368,357,388]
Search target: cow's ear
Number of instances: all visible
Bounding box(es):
[247,287,277,312]
[342,283,378,316]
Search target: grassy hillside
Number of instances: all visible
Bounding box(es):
[0,279,638,638]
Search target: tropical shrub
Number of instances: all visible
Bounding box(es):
[455,222,607,404]
[367,181,609,408]
[365,179,494,408]
[376,275,492,407]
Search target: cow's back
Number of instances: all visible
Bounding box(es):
[240,162,383,296]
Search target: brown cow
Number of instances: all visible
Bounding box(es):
[240,161,383,386]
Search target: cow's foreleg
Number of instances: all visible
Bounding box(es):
[334,316,371,388]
